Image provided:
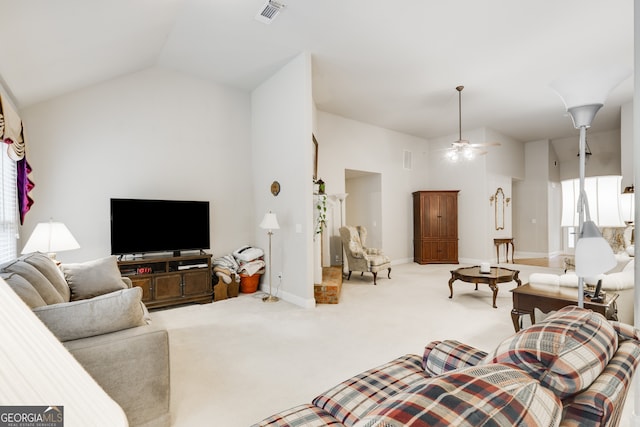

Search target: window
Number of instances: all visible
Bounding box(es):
[0,146,17,262]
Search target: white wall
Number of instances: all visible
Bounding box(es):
[513,140,552,257]
[251,52,315,307]
[556,129,622,181]
[316,111,428,264]
[20,67,253,262]
[621,101,633,189]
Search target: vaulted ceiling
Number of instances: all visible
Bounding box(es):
[0,0,633,161]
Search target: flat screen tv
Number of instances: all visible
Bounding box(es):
[110,198,210,256]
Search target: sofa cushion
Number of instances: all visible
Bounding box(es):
[422,340,488,376]
[562,340,640,427]
[312,354,427,426]
[252,404,346,427]
[484,306,617,399]
[62,256,127,300]
[33,287,148,341]
[21,252,71,302]
[0,272,47,308]
[353,364,561,427]
[0,259,65,304]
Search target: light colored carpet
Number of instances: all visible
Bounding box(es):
[150,261,633,427]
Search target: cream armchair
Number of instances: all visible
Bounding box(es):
[339,226,391,285]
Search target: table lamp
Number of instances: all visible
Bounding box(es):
[21,220,80,260]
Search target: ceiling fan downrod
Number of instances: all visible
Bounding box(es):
[456,85,464,142]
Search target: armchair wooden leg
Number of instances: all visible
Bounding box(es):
[387,268,391,279]
[372,272,378,285]
[347,271,352,281]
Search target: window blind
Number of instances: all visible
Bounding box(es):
[0,145,17,262]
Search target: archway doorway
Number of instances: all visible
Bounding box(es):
[344,169,383,249]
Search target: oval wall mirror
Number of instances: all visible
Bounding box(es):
[495,187,505,230]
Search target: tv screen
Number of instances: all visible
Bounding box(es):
[110,198,210,256]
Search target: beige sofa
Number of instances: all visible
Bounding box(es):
[0,252,170,427]
[529,258,634,325]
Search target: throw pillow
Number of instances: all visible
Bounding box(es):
[62,256,127,300]
[312,354,427,426]
[22,252,71,301]
[422,340,488,376]
[483,306,618,399]
[0,259,65,304]
[0,273,47,308]
[33,287,148,341]
[354,364,561,427]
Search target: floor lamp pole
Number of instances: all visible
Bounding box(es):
[577,125,587,308]
[263,229,278,302]
[259,211,279,303]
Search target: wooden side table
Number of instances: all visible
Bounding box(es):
[494,238,514,263]
[510,283,618,332]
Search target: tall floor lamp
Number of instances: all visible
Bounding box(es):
[260,211,280,303]
[551,66,630,307]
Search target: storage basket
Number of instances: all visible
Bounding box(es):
[213,281,228,301]
[239,273,260,293]
[227,276,239,298]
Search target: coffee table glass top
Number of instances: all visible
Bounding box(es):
[453,266,519,280]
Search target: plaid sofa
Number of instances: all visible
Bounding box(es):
[253,307,640,427]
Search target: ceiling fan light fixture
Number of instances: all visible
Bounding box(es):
[445,85,497,162]
[446,149,459,162]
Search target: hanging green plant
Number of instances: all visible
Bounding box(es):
[315,195,327,234]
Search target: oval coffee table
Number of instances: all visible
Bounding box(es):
[448,266,521,308]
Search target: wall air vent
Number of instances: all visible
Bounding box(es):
[255,0,285,24]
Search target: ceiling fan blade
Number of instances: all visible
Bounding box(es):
[469,142,501,148]
[452,139,470,146]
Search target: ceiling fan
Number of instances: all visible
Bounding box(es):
[446,85,500,161]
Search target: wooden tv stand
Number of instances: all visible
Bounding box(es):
[117,253,212,309]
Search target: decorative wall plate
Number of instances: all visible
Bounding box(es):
[271,181,281,196]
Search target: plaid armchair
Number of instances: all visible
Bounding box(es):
[339,226,391,285]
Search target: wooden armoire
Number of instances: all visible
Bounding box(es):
[412,190,459,264]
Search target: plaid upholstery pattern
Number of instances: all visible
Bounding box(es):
[353,364,562,427]
[610,320,640,341]
[422,340,488,376]
[484,306,618,399]
[252,404,346,427]
[562,339,640,427]
[312,354,427,426]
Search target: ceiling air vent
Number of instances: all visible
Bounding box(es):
[255,0,285,24]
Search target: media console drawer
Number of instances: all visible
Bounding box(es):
[117,254,213,309]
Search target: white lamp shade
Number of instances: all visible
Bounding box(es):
[574,221,617,277]
[259,212,280,231]
[333,193,349,202]
[550,65,632,110]
[619,192,635,223]
[21,222,80,254]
